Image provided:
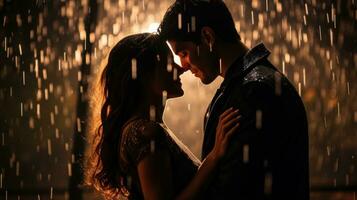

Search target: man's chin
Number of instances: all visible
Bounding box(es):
[201,76,215,85]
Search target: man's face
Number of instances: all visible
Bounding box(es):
[167,40,219,84]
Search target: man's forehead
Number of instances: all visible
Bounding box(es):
[168,40,194,52]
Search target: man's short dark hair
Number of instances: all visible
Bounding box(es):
[158,0,241,43]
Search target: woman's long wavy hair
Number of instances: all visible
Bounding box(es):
[86,33,169,199]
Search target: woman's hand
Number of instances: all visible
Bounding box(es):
[210,107,241,162]
[171,108,241,200]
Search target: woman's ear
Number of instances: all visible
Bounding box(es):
[201,26,216,51]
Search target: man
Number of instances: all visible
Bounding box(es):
[158,0,309,199]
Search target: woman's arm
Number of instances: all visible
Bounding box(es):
[137,108,241,200]
[137,148,173,200]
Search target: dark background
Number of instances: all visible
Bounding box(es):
[0,0,356,199]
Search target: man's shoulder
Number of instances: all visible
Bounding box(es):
[225,63,277,93]
[243,64,277,85]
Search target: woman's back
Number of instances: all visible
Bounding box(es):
[119,117,200,199]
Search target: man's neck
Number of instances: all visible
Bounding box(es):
[218,41,249,78]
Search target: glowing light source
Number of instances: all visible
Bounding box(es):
[146,22,160,33]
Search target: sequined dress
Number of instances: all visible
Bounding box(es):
[119,117,201,199]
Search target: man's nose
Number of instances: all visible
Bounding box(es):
[180,58,190,72]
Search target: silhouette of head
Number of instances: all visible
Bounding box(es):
[102,33,184,108]
[88,33,184,198]
[159,0,240,84]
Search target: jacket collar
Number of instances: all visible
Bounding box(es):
[222,43,271,88]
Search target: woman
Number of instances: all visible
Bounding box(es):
[87,33,241,199]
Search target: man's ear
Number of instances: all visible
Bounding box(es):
[201,26,216,48]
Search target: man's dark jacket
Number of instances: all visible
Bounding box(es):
[202,43,309,200]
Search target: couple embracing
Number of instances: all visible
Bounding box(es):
[87,1,309,200]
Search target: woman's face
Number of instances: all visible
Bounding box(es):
[153,51,185,99]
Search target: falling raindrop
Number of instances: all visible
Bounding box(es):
[256,110,262,130]
[58,59,61,71]
[345,174,350,186]
[150,105,156,121]
[243,144,249,163]
[319,25,322,41]
[4,36,7,50]
[18,44,22,55]
[16,161,20,176]
[251,11,254,25]
[131,58,137,80]
[264,172,273,195]
[347,82,350,95]
[50,186,53,199]
[22,71,25,86]
[219,58,222,74]
[162,90,167,106]
[303,68,306,86]
[327,145,331,156]
[76,117,81,133]
[150,140,155,153]
[172,68,178,81]
[265,0,268,11]
[36,104,41,119]
[20,102,23,117]
[281,61,286,75]
[178,13,182,30]
[167,62,172,72]
[191,16,196,32]
[47,139,52,156]
[67,163,72,177]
